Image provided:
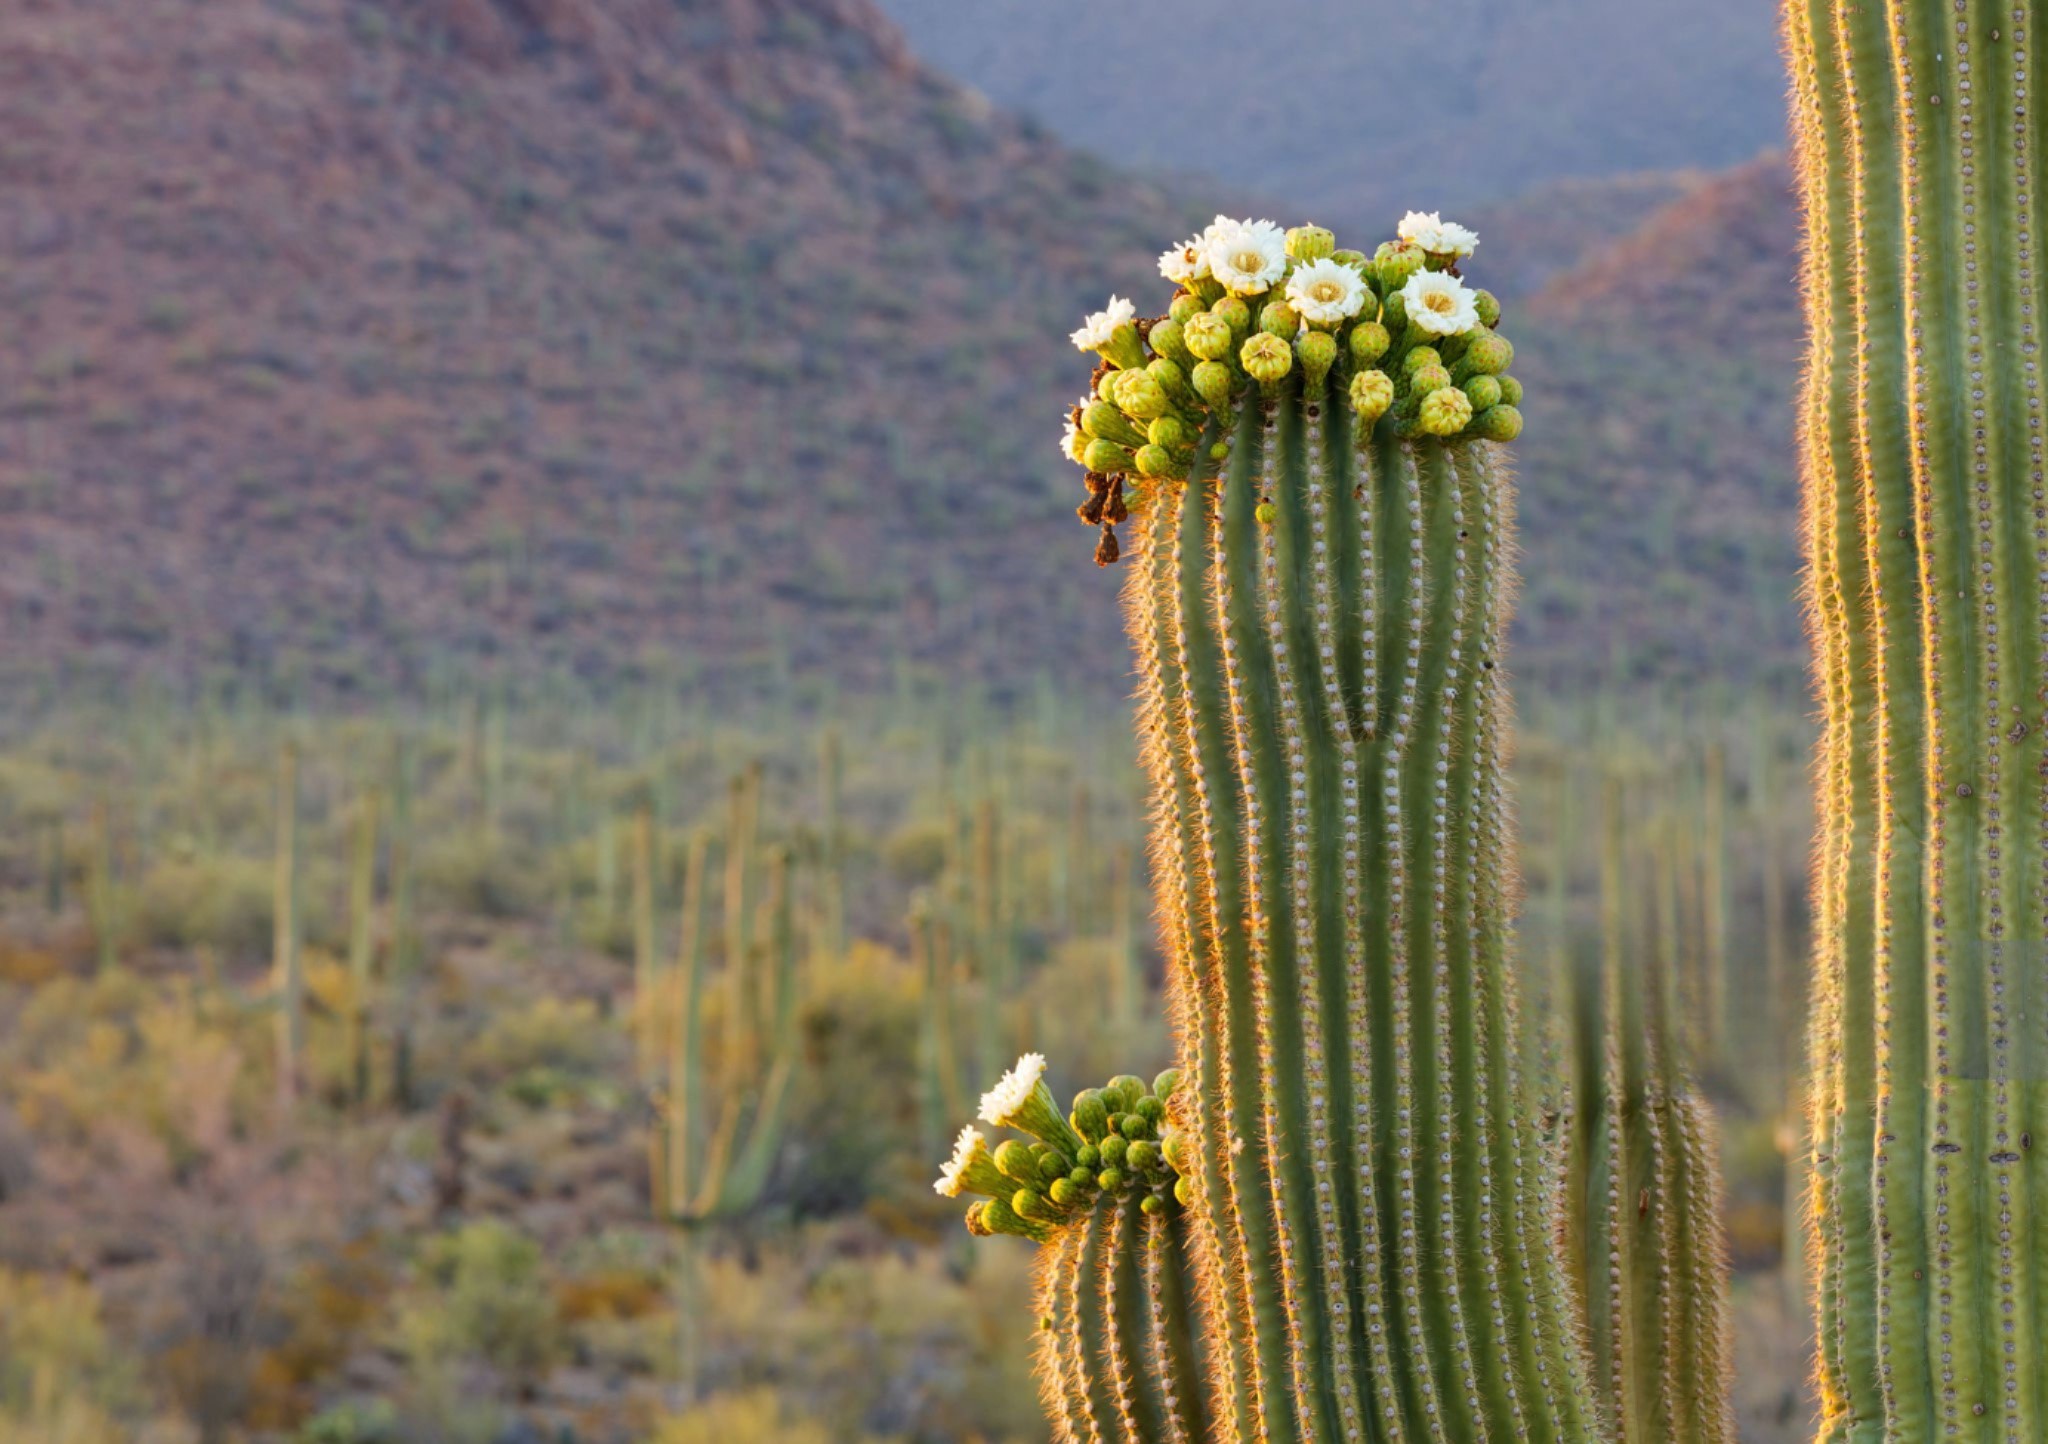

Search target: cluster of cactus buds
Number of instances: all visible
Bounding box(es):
[1065,211,1525,564]
[936,1053,1190,1240]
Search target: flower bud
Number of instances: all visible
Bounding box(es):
[1070,1090,1111,1143]
[1148,416,1189,450]
[1373,240,1426,292]
[1472,404,1524,442]
[1070,1164,1095,1186]
[1135,1095,1166,1127]
[1161,1129,1191,1174]
[994,1139,1040,1186]
[1049,1177,1086,1209]
[1099,1135,1129,1168]
[1032,1144,1069,1182]
[1127,1139,1160,1172]
[1096,1167,1125,1193]
[1240,332,1293,388]
[1473,289,1502,328]
[978,1194,1052,1242]
[1418,386,1474,437]
[1146,357,1192,401]
[1458,332,1513,378]
[1210,295,1252,336]
[1462,376,1503,412]
[1255,499,1278,527]
[1296,330,1337,392]
[1497,375,1523,406]
[1152,1068,1183,1101]
[1258,301,1300,341]
[1115,369,1170,421]
[1401,346,1443,378]
[1083,438,1133,475]
[1107,1076,1147,1111]
[1174,1176,1194,1208]
[964,1201,992,1237]
[1168,293,1205,324]
[1133,444,1176,478]
[1407,364,1451,398]
[1192,360,1237,412]
[1349,322,1391,367]
[1102,322,1147,372]
[1286,224,1336,262]
[1013,1187,1057,1222]
[1349,369,1395,426]
[1183,312,1234,362]
[1380,291,1408,333]
[1141,1193,1166,1216]
[1120,1112,1151,1141]
[1331,248,1370,272]
[1075,1142,1100,1169]
[1083,400,1145,447]
[1148,318,1191,367]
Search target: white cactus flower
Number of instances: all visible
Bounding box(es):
[1286,257,1370,325]
[1434,218,1480,258]
[1397,209,1448,251]
[1070,295,1136,352]
[1205,217,1289,296]
[1401,270,1482,337]
[935,1125,987,1197]
[980,1052,1049,1127]
[1159,235,1210,284]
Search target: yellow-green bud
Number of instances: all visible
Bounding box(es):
[1408,363,1451,397]
[1401,346,1443,378]
[1153,1068,1183,1100]
[1240,332,1293,387]
[1473,403,1523,442]
[1096,1167,1125,1192]
[1183,312,1234,362]
[1258,301,1300,340]
[1032,1144,1068,1182]
[1120,1112,1150,1141]
[1148,415,1189,450]
[1115,369,1169,420]
[1075,1141,1100,1168]
[1349,321,1391,367]
[994,1139,1040,1185]
[1380,291,1408,332]
[1349,369,1395,426]
[1473,289,1501,328]
[1374,240,1426,291]
[1083,439,1132,474]
[1134,444,1175,478]
[1082,402,1146,448]
[1286,224,1336,262]
[1174,1176,1193,1208]
[1099,1135,1129,1168]
[1127,1139,1160,1172]
[1107,1076,1146,1110]
[1069,1164,1094,1186]
[1049,1177,1086,1208]
[1101,321,1147,371]
[1161,1129,1190,1174]
[1013,1187,1056,1222]
[1141,1193,1166,1216]
[1463,375,1503,412]
[1148,318,1191,366]
[1331,248,1370,272]
[1191,360,1236,411]
[979,1194,1052,1241]
[1210,295,1251,336]
[1418,386,1474,437]
[1147,356,1192,400]
[1255,500,1278,526]
[1296,330,1337,391]
[1459,331,1513,377]
[1497,374,1523,406]
[1134,1095,1166,1126]
[1168,293,1204,324]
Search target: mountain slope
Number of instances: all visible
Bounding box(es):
[0,0,1212,702]
[871,0,1787,225]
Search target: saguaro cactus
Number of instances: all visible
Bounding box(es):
[1052,213,1594,1440]
[1787,3,2048,1438]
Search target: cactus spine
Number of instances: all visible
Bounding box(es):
[1788,2,2048,1437]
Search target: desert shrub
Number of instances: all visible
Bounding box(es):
[397,1221,562,1383]
[647,1390,835,1444]
[881,820,948,886]
[783,944,922,1215]
[297,1399,398,1444]
[459,995,608,1086]
[0,1269,137,1443]
[414,832,544,919]
[132,855,273,957]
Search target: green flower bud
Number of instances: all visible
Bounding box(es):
[1070,1164,1095,1186]
[1120,1112,1150,1141]
[1183,312,1234,362]
[1115,369,1169,421]
[1473,288,1502,328]
[1418,386,1474,437]
[1084,439,1133,475]
[1013,1187,1057,1222]
[1161,1129,1190,1174]
[1373,240,1426,292]
[1033,1144,1070,1183]
[1174,1176,1193,1208]
[1152,1068,1183,1101]
[1135,1095,1166,1126]
[1101,321,1147,372]
[1107,1076,1147,1111]
[1348,321,1391,367]
[1349,369,1395,426]
[1497,374,1523,406]
[1168,293,1205,324]
[1400,346,1443,378]
[1141,1193,1166,1216]
[1147,318,1191,367]
[1407,363,1451,397]
[1380,291,1408,332]
[1082,401,1146,448]
[1462,375,1503,412]
[1210,296,1252,336]
[1258,301,1300,341]
[1296,330,1337,392]
[1255,500,1278,526]
[1146,357,1192,401]
[1133,444,1176,478]
[1473,403,1524,442]
[964,1201,992,1237]
[978,1194,1053,1242]
[1049,1177,1086,1209]
[1148,415,1189,450]
[1070,1090,1111,1143]
[1099,1135,1129,1168]
[1096,369,1125,406]
[1240,332,1293,388]
[1127,1139,1160,1172]
[1191,276,1225,306]
[1286,224,1336,262]
[1458,331,1513,378]
[1331,248,1370,272]
[994,1139,1040,1186]
[1191,359,1237,411]
[1096,1167,1125,1193]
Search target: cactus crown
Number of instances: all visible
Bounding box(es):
[1065,210,1523,564]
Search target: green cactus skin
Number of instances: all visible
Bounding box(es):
[1127,386,1598,1439]
[1788,3,2048,1438]
[1561,779,1734,1444]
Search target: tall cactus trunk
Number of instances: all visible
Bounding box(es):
[1788,3,2048,1438]
[272,742,303,1111]
[1129,402,1595,1440]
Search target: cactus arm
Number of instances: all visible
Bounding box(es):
[273,742,303,1108]
[347,785,380,1106]
[665,830,709,1219]
[630,805,659,1086]
[1143,1206,1208,1444]
[1034,1224,1092,1444]
[711,847,799,1214]
[1102,1196,1168,1443]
